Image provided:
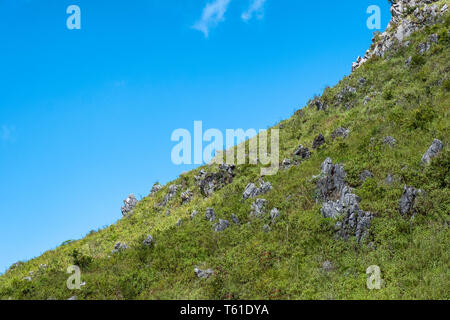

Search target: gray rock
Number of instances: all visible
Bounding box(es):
[312,134,326,149]
[243,179,272,200]
[232,214,240,225]
[121,194,138,216]
[161,184,182,206]
[383,136,397,147]
[363,96,371,105]
[143,235,154,247]
[385,174,395,185]
[316,158,346,201]
[405,56,412,66]
[293,145,311,159]
[190,210,199,220]
[263,224,271,233]
[196,164,236,197]
[194,268,214,279]
[429,33,439,44]
[360,170,374,182]
[205,208,217,222]
[282,158,292,169]
[177,219,183,227]
[331,128,350,140]
[421,139,443,164]
[214,219,230,232]
[180,190,193,204]
[418,42,431,54]
[358,77,366,86]
[313,98,326,111]
[270,208,280,223]
[150,183,163,195]
[322,261,334,272]
[399,185,420,216]
[112,242,129,253]
[250,199,268,218]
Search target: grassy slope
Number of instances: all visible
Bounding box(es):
[1,4,449,300]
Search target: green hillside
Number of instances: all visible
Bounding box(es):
[1,0,449,300]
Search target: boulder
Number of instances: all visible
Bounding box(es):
[383,136,397,147]
[243,179,272,200]
[180,190,193,204]
[112,242,129,253]
[143,235,154,247]
[121,194,138,216]
[205,208,217,222]
[399,185,420,216]
[293,145,311,159]
[421,139,443,164]
[312,134,326,149]
[331,128,350,140]
[214,219,230,232]
[194,268,214,279]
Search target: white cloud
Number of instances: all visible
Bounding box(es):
[241,0,266,22]
[192,0,232,38]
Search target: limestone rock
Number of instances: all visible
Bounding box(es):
[121,194,138,216]
[421,139,443,164]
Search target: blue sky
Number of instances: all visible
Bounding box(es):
[0,0,391,273]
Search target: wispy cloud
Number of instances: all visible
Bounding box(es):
[1,125,15,143]
[241,0,266,22]
[192,0,232,38]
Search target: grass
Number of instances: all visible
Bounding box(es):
[1,2,449,300]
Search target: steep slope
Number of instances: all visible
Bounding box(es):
[1,0,449,300]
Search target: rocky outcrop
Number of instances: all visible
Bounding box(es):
[195,164,236,197]
[180,190,193,204]
[422,139,443,164]
[317,159,373,243]
[243,179,272,200]
[352,0,445,72]
[316,158,346,201]
[160,184,182,206]
[150,183,163,196]
[121,194,138,216]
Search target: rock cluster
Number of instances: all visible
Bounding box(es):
[195,164,236,197]
[121,194,138,216]
[243,179,273,200]
[150,183,163,196]
[317,158,373,243]
[293,145,311,159]
[205,208,217,222]
[161,184,182,206]
[214,219,230,232]
[352,0,445,72]
[250,199,268,218]
[112,242,129,253]
[180,190,193,204]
